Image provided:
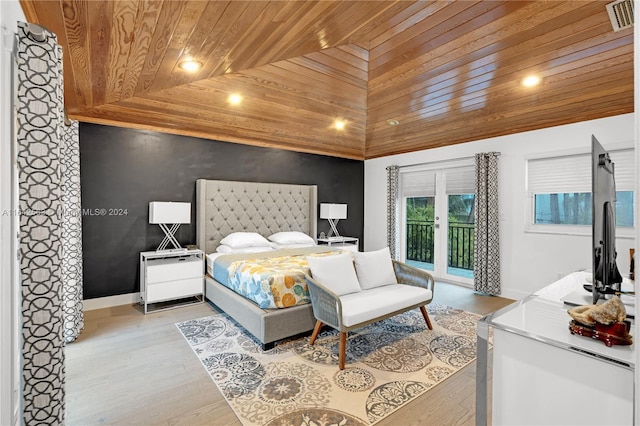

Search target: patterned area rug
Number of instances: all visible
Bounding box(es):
[176,304,481,425]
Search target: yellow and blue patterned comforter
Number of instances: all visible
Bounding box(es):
[213,247,342,309]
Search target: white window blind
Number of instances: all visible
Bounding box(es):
[611,150,635,191]
[445,166,475,194]
[527,148,634,194]
[401,165,475,197]
[401,170,436,197]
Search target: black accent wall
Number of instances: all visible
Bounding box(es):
[80,123,364,299]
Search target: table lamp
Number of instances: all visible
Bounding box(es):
[320,203,347,239]
[149,201,191,251]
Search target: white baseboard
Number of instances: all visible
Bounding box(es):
[83,293,140,311]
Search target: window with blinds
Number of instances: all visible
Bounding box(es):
[401,166,475,197]
[526,148,635,230]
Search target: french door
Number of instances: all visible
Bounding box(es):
[400,165,475,284]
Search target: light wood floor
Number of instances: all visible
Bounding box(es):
[65,282,513,425]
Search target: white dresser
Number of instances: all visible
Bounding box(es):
[140,249,204,314]
[476,272,635,425]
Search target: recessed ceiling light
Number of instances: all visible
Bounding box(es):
[228,94,243,105]
[178,60,202,72]
[522,75,541,87]
[334,120,346,130]
[386,119,400,126]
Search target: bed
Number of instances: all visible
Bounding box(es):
[196,179,326,349]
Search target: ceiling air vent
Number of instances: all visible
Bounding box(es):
[606,0,634,32]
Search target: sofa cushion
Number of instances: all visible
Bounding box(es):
[353,247,397,290]
[339,284,432,327]
[306,252,361,296]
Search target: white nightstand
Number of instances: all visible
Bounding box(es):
[317,236,359,252]
[140,249,204,314]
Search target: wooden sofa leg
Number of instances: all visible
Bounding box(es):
[420,306,433,330]
[339,331,347,370]
[309,320,323,345]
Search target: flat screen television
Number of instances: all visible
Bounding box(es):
[590,135,622,303]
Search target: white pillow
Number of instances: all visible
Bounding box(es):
[220,232,271,248]
[216,245,274,254]
[306,252,361,296]
[268,231,315,245]
[270,242,316,250]
[353,247,397,290]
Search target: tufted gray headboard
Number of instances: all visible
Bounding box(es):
[196,179,318,254]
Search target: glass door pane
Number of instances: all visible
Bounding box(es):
[447,194,475,279]
[405,196,435,271]
[401,166,475,285]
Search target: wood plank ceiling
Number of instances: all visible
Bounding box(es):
[20,1,634,160]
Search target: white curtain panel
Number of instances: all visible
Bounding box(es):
[61,120,83,342]
[16,21,66,424]
[386,165,400,260]
[473,152,501,295]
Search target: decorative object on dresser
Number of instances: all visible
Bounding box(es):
[320,203,347,238]
[140,249,204,314]
[149,201,191,251]
[567,295,633,347]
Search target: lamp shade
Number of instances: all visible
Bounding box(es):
[149,202,191,224]
[320,203,347,220]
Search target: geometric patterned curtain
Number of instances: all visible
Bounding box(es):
[61,120,83,342]
[386,165,400,260]
[16,22,65,425]
[473,152,501,295]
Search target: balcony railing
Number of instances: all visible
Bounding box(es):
[406,221,435,264]
[448,222,474,270]
[406,220,474,271]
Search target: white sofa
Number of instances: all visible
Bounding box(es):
[305,248,435,369]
